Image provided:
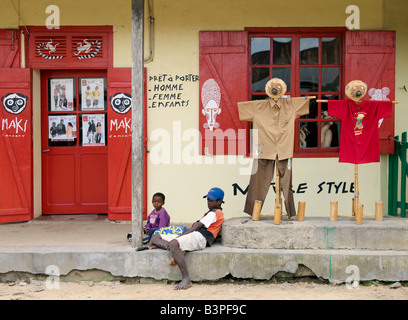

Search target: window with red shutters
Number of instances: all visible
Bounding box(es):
[199,31,250,156]
[199,29,396,158]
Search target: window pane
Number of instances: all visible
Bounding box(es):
[300,98,317,119]
[322,67,340,92]
[272,68,291,91]
[299,122,317,149]
[300,67,318,92]
[320,94,339,114]
[322,38,341,64]
[273,38,291,65]
[252,68,270,92]
[251,38,270,65]
[300,38,318,64]
[251,95,268,101]
[321,121,340,148]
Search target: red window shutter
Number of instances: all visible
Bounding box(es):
[344,30,396,154]
[0,30,20,68]
[0,68,32,223]
[107,68,147,220]
[199,31,250,155]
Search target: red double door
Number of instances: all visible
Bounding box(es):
[41,70,109,214]
[40,68,147,218]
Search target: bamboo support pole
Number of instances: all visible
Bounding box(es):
[356,204,364,224]
[375,201,383,221]
[330,201,338,221]
[316,99,399,104]
[252,200,262,221]
[297,201,305,221]
[353,164,359,216]
[274,164,282,225]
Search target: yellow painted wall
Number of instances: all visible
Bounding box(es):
[0,0,406,222]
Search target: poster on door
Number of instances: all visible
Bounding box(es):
[48,114,77,141]
[82,113,106,146]
[49,78,75,111]
[80,78,105,111]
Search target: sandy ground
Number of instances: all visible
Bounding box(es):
[1,279,407,301]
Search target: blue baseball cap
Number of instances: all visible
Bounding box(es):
[203,187,224,201]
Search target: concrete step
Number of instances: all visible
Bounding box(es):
[1,243,408,284]
[221,216,408,250]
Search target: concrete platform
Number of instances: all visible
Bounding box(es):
[221,216,408,250]
[0,215,408,284]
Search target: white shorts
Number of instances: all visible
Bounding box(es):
[160,231,207,252]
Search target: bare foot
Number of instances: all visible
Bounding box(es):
[174,278,192,290]
[169,257,176,266]
[169,251,186,266]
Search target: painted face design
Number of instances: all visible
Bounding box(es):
[110,93,132,114]
[1,93,28,115]
[201,79,221,131]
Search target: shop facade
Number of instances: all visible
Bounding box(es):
[0,0,407,224]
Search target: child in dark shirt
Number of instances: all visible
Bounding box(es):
[127,192,170,243]
[144,192,170,237]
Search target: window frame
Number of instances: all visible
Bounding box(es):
[246,27,347,158]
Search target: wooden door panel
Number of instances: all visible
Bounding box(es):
[80,153,108,204]
[45,154,76,205]
[41,70,108,214]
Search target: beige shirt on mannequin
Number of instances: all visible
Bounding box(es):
[238,97,310,160]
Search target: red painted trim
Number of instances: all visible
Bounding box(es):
[26,25,113,69]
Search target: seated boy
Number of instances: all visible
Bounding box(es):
[151,187,225,290]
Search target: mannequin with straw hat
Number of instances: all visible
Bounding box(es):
[238,78,315,220]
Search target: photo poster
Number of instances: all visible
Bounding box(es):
[82,113,106,146]
[49,114,77,141]
[80,78,105,111]
[49,78,75,111]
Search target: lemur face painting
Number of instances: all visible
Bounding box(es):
[1,93,28,115]
[110,93,132,114]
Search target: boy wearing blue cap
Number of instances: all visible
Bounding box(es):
[151,187,225,290]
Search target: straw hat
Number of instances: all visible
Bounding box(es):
[265,78,287,98]
[345,80,367,102]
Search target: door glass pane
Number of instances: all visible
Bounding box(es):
[252,68,270,92]
[299,122,317,149]
[273,38,291,65]
[300,38,319,64]
[272,68,291,92]
[48,114,77,147]
[322,67,340,92]
[322,38,341,64]
[251,37,270,65]
[48,78,76,111]
[300,67,318,92]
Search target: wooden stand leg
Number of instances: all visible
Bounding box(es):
[375,201,383,221]
[274,163,281,225]
[274,201,282,225]
[356,203,363,224]
[330,201,338,221]
[353,164,359,217]
[252,200,262,221]
[297,201,305,221]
